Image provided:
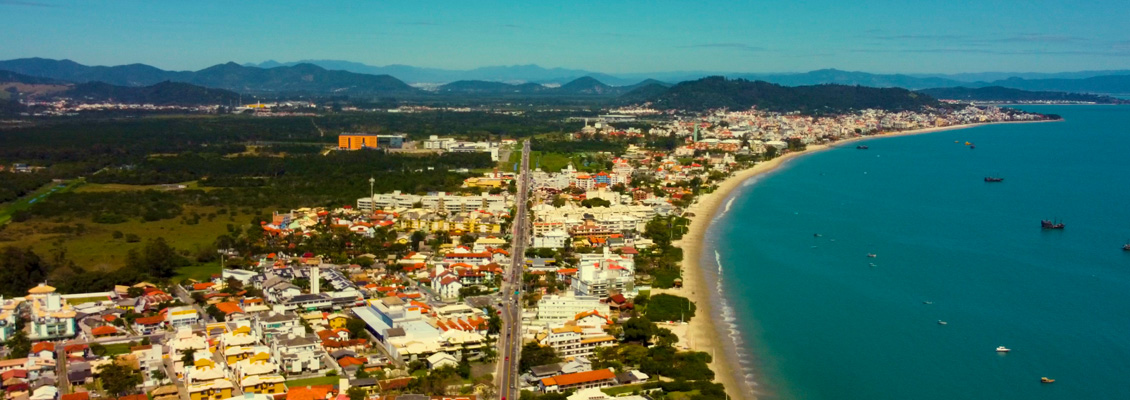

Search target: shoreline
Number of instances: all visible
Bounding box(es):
[654,119,1057,400]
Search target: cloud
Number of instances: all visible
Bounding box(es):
[0,0,56,7]
[679,43,765,51]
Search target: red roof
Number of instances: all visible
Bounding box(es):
[64,344,88,353]
[286,385,335,400]
[192,282,215,291]
[215,302,244,315]
[135,315,165,325]
[337,356,366,367]
[0,370,27,380]
[116,394,148,400]
[540,368,616,387]
[60,393,90,400]
[92,326,118,336]
[102,315,118,322]
[31,342,54,353]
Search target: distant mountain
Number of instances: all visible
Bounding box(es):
[435,80,550,95]
[65,81,243,105]
[914,70,1130,83]
[918,86,1130,104]
[0,57,191,86]
[242,60,645,85]
[0,58,421,97]
[0,69,69,85]
[976,75,1130,95]
[727,69,965,90]
[619,82,671,103]
[555,77,616,95]
[634,76,939,113]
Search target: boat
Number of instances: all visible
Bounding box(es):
[970,145,976,149]
[996,346,1011,352]
[1041,220,1065,230]
[923,301,933,305]
[867,253,877,258]
[965,141,972,145]
[856,145,869,150]
[1041,377,1055,383]
[1123,241,1130,251]
[937,320,947,325]
[984,177,1004,182]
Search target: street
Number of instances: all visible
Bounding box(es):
[496,140,530,399]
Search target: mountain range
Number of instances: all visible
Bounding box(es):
[637,76,940,113]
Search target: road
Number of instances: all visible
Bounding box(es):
[497,140,530,399]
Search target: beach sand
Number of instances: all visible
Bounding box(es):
[651,120,1055,400]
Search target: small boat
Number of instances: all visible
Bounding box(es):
[867,253,877,258]
[1041,377,1055,383]
[984,177,1003,182]
[937,320,947,325]
[856,145,869,150]
[923,301,933,305]
[868,262,876,267]
[1041,220,1065,230]
[1123,242,1130,251]
[996,346,1011,353]
[970,145,976,149]
[965,141,972,145]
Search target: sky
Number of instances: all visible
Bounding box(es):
[2,0,1129,74]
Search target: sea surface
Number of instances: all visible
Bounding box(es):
[705,105,1130,400]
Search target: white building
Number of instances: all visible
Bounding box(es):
[358,191,511,213]
[25,284,77,340]
[535,294,610,325]
[533,230,570,249]
[572,248,636,297]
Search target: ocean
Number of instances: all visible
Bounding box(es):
[705,105,1130,400]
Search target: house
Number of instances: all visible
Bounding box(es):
[185,358,235,400]
[131,345,165,387]
[91,325,120,337]
[133,315,166,335]
[326,314,349,329]
[166,306,201,328]
[539,368,617,393]
[272,336,323,374]
[256,312,304,340]
[426,352,457,370]
[286,385,336,400]
[432,276,463,300]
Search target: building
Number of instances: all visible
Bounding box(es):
[571,248,636,298]
[0,297,21,342]
[25,284,77,340]
[357,191,511,213]
[535,295,610,325]
[537,326,616,358]
[338,134,380,150]
[539,368,617,393]
[166,306,200,329]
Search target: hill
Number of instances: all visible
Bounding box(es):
[976,75,1130,95]
[637,76,939,113]
[917,86,1129,104]
[555,76,616,95]
[64,81,243,105]
[0,58,421,97]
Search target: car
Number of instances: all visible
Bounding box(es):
[505,356,509,361]
[497,310,502,315]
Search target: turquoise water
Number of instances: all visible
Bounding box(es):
[706,106,1130,400]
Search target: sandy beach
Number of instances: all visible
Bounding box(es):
[651,120,1055,400]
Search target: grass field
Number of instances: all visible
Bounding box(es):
[0,179,82,226]
[285,376,341,387]
[74,181,207,193]
[102,342,135,356]
[0,205,245,271]
[175,262,221,283]
[66,296,112,305]
[505,150,574,172]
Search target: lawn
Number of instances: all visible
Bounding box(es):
[66,296,112,305]
[0,205,242,271]
[175,262,221,283]
[102,342,135,356]
[0,179,82,226]
[285,376,341,387]
[602,384,647,396]
[504,150,575,172]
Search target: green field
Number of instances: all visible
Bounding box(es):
[175,262,221,283]
[602,384,648,396]
[74,180,207,193]
[505,150,576,172]
[0,205,244,271]
[102,342,135,356]
[285,376,341,387]
[66,296,112,305]
[0,179,82,226]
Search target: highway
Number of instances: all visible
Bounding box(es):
[497,139,530,399]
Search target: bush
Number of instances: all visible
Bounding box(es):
[112,231,124,239]
[645,294,696,322]
[125,233,141,243]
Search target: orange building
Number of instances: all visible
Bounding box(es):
[338,134,380,150]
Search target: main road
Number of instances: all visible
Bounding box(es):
[497,140,531,399]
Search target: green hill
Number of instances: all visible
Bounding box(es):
[636,76,940,113]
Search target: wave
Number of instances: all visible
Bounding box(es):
[713,249,758,394]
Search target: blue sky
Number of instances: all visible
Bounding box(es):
[2,0,1128,74]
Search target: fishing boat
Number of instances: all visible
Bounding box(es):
[856,145,869,150]
[1041,220,1065,230]
[984,177,1003,182]
[996,346,1011,352]
[937,320,947,325]
[867,253,877,258]
[1041,377,1055,383]
[965,141,972,145]
[1123,241,1130,251]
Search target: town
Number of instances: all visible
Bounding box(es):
[0,103,1050,400]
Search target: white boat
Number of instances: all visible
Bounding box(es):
[996,346,1011,352]
[937,320,947,325]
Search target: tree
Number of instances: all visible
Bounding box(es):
[181,349,196,365]
[151,368,167,382]
[623,316,655,344]
[127,287,145,298]
[644,294,696,322]
[90,343,108,357]
[3,330,30,359]
[551,196,567,207]
[346,318,368,340]
[347,387,368,400]
[519,341,560,371]
[206,304,225,322]
[100,358,143,396]
[457,357,472,379]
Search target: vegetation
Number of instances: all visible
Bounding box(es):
[644,294,696,322]
[917,86,1129,104]
[519,341,561,371]
[284,375,341,388]
[638,76,941,113]
[99,358,144,396]
[65,81,243,105]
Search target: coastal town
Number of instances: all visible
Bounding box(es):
[0,101,1054,400]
